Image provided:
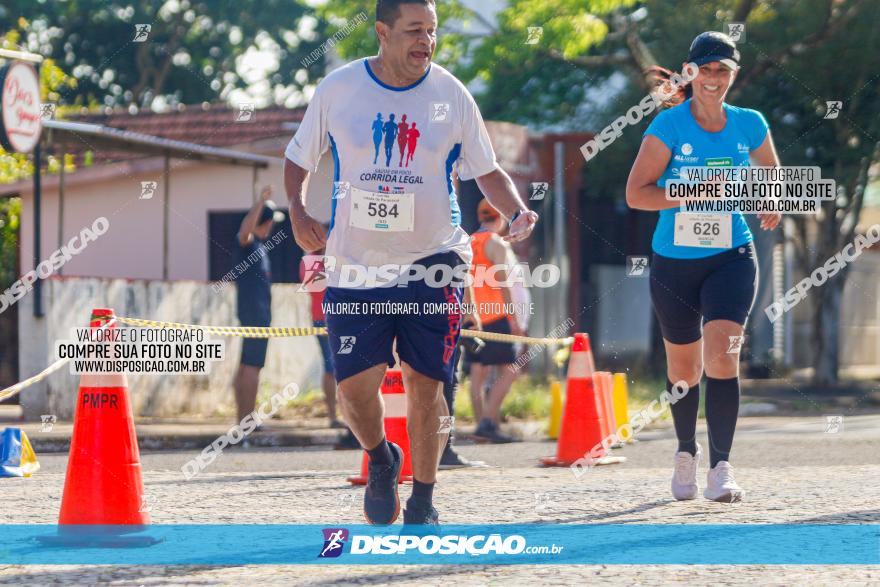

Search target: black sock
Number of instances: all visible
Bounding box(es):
[668,379,700,456]
[366,438,393,466]
[409,479,435,507]
[705,376,740,467]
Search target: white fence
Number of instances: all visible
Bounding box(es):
[17,277,321,420]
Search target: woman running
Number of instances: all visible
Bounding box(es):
[626,31,781,502]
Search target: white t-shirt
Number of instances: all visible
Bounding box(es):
[285,58,497,288]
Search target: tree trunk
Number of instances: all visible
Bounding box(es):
[812,278,843,385]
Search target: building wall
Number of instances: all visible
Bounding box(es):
[17,277,321,421]
[18,160,278,281]
[16,151,338,282]
[788,250,880,374]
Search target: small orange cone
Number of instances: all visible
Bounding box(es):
[42,309,157,546]
[347,368,413,485]
[540,334,606,466]
[593,373,610,439]
[594,371,617,438]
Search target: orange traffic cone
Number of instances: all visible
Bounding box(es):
[540,333,606,466]
[42,309,157,546]
[347,368,413,485]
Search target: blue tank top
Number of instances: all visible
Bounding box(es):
[644,99,769,259]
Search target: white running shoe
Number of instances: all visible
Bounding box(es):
[704,461,744,503]
[671,443,702,500]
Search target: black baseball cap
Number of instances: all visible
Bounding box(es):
[687,31,740,69]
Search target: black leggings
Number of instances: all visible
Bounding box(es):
[650,244,758,345]
[651,244,757,467]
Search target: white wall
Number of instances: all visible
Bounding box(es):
[17,277,321,421]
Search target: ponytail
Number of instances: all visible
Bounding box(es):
[645,66,693,110]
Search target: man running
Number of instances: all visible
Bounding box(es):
[284,0,538,525]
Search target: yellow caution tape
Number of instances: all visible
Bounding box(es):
[116,316,326,338]
[0,316,573,401]
[0,319,117,402]
[115,316,572,346]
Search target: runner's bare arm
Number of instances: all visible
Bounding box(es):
[462,284,481,330]
[237,185,272,246]
[284,158,327,252]
[626,135,681,211]
[474,167,539,242]
[750,131,782,230]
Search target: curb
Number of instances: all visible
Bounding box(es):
[27,429,345,453]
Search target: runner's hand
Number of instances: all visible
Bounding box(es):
[291,212,327,252]
[505,211,539,243]
[463,310,481,331]
[758,212,781,230]
[509,319,525,338]
[259,185,273,202]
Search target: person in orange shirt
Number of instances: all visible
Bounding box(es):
[466,199,524,443]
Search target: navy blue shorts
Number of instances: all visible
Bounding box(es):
[238,305,270,368]
[650,243,758,345]
[324,252,463,384]
[314,319,333,374]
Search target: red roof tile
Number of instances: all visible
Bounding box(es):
[46,104,303,167]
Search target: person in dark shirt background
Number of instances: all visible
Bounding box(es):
[234,185,279,423]
[299,246,343,428]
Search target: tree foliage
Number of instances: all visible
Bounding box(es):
[1,27,80,185]
[318,0,478,68]
[0,197,20,290]
[0,0,327,109]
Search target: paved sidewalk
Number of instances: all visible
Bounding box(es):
[0,415,877,584]
[6,415,344,452]
[0,407,548,452]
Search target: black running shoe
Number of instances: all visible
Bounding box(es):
[403,501,440,526]
[472,418,516,444]
[333,429,361,451]
[363,442,402,525]
[438,445,486,469]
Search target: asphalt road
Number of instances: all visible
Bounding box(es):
[1,415,878,585]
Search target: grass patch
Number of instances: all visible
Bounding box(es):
[455,376,553,423]
[264,372,680,423]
